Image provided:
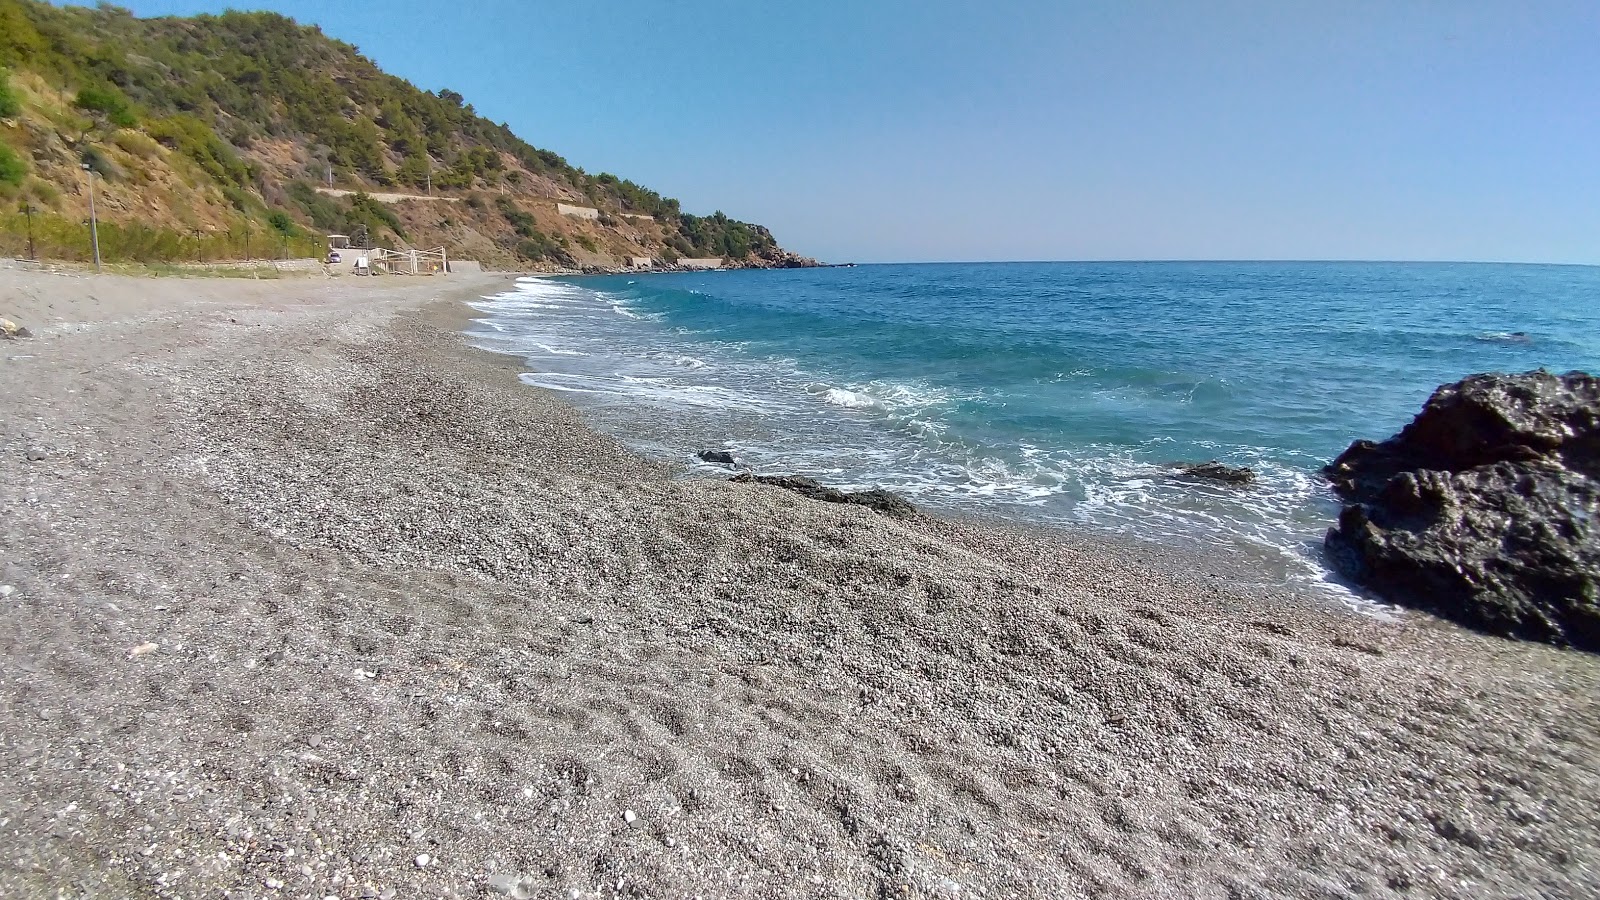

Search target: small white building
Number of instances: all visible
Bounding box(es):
[679,257,724,270]
[557,203,600,220]
[627,256,654,268]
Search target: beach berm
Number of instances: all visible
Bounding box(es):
[1,266,1597,898]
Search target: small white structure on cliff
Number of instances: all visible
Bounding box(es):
[679,258,724,270]
[557,203,600,220]
[627,256,654,268]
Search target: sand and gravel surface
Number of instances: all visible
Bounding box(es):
[1,264,1597,900]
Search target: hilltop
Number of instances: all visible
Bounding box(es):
[0,0,815,270]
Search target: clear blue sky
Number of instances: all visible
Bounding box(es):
[116,0,1598,264]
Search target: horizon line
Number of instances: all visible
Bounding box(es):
[826,258,1600,268]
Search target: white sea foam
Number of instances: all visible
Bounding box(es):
[517,373,769,411]
[804,380,951,414]
[644,351,709,369]
[531,342,587,357]
[814,386,883,410]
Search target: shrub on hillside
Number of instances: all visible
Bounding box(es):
[347,191,405,242]
[0,68,19,119]
[26,177,59,206]
[286,180,344,231]
[516,229,572,266]
[0,142,26,188]
[73,83,137,128]
[496,195,538,237]
[267,210,299,237]
[146,115,251,187]
[395,154,429,189]
[112,129,160,158]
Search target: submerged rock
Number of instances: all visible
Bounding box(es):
[730,473,916,518]
[1174,460,1255,485]
[1324,370,1600,650]
[697,449,738,467]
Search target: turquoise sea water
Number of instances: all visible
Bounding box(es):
[467,262,1600,602]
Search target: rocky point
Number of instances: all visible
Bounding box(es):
[1324,370,1600,651]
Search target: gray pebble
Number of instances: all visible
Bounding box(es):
[25,448,47,461]
[487,873,534,898]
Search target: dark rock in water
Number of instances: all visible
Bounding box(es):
[1174,460,1255,485]
[698,449,738,466]
[1324,370,1600,651]
[732,473,841,503]
[730,473,916,518]
[841,488,918,518]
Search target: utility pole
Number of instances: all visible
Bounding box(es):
[326,164,333,190]
[81,164,101,272]
[19,201,35,261]
[425,168,431,196]
[193,229,205,263]
[243,222,251,261]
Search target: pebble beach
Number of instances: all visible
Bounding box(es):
[2,267,1597,899]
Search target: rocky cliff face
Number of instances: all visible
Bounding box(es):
[1324,371,1600,650]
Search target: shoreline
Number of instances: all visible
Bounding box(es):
[449,286,1380,621]
[2,269,1597,897]
[443,282,1352,618]
[465,273,1374,617]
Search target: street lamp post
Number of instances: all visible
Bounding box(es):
[81,164,102,272]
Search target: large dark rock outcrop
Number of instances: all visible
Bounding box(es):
[1324,370,1600,650]
[730,473,916,518]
